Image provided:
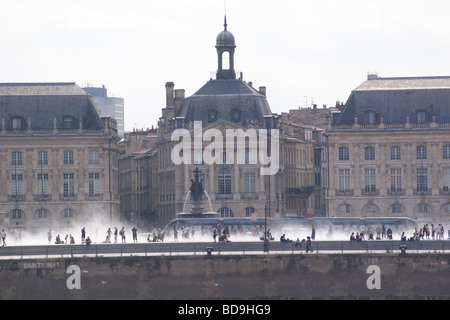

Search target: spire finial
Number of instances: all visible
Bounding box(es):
[224,15,227,31]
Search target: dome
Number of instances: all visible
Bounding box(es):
[216,16,236,48]
[216,30,235,47]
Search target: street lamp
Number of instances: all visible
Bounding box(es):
[264,205,269,252]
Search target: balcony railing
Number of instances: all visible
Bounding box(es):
[361,189,380,196]
[1,127,114,136]
[285,186,314,196]
[216,193,233,200]
[240,193,258,200]
[331,121,450,131]
[335,189,354,196]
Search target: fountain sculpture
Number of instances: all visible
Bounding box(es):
[177,167,219,218]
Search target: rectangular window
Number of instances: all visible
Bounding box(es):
[245,150,257,165]
[365,147,375,160]
[338,147,349,161]
[390,168,402,192]
[390,146,401,160]
[89,150,100,165]
[63,173,75,198]
[218,170,232,195]
[37,151,48,165]
[364,169,376,192]
[417,146,427,160]
[64,117,74,129]
[244,173,256,194]
[417,168,428,192]
[37,173,49,195]
[443,146,450,159]
[417,111,426,123]
[64,150,74,165]
[11,174,23,196]
[88,173,101,197]
[193,150,203,165]
[12,118,22,129]
[12,151,22,166]
[443,168,450,192]
[338,169,350,192]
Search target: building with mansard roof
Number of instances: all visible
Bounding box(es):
[327,75,450,225]
[153,18,315,227]
[0,82,120,238]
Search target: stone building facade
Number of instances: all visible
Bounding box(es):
[328,76,450,224]
[153,19,314,227]
[0,83,120,236]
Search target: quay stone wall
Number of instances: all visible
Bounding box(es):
[0,253,449,299]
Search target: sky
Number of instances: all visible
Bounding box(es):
[1,0,450,132]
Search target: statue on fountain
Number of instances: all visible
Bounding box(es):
[190,167,204,202]
[177,167,219,218]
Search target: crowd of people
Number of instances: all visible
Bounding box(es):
[401,223,449,241]
[168,224,232,243]
[47,226,140,245]
[347,223,450,242]
[2,221,449,247]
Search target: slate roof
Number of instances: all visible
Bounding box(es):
[177,79,272,127]
[334,76,450,125]
[0,82,105,130]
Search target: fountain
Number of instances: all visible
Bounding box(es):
[177,167,219,218]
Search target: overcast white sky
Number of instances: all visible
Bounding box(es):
[1,0,450,131]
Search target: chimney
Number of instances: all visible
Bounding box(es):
[174,89,185,116]
[165,82,175,108]
[259,86,266,96]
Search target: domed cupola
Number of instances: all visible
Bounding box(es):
[216,17,236,47]
[216,16,236,80]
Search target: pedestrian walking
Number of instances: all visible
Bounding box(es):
[81,227,86,244]
[120,227,126,243]
[105,228,112,243]
[306,236,313,253]
[311,224,316,240]
[114,227,118,243]
[1,229,6,246]
[47,229,52,244]
[132,226,138,243]
[173,227,178,242]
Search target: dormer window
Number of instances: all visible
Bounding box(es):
[63,116,78,129]
[368,112,375,124]
[417,110,427,123]
[64,117,74,129]
[364,110,377,124]
[11,116,25,130]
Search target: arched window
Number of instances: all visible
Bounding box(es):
[221,51,230,70]
[418,203,428,213]
[64,208,74,218]
[218,168,232,195]
[37,208,48,218]
[218,207,234,217]
[12,209,23,219]
[245,207,255,217]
